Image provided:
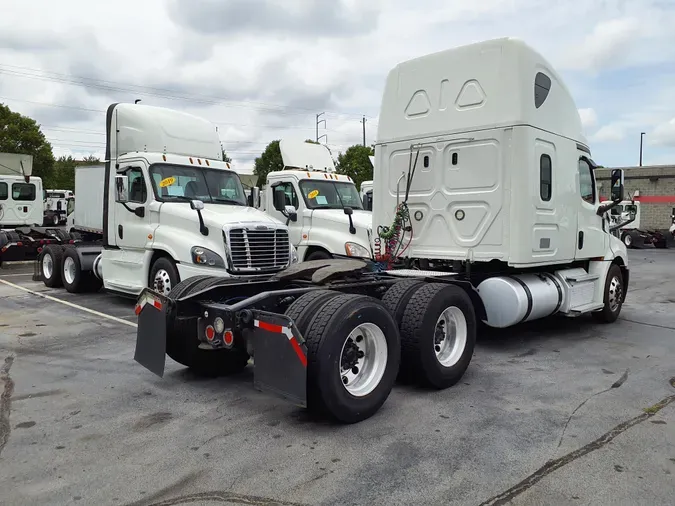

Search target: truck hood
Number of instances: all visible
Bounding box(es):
[162,202,285,229]
[312,209,372,230]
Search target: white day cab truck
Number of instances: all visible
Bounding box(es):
[43,189,74,226]
[609,199,667,249]
[359,156,375,210]
[258,140,373,261]
[0,153,74,266]
[37,102,297,297]
[133,38,631,424]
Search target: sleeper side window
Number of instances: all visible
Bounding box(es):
[540,154,552,201]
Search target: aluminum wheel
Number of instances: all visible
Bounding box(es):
[42,253,53,279]
[339,322,388,397]
[53,214,60,226]
[434,306,468,368]
[608,275,623,312]
[623,233,632,247]
[63,256,76,285]
[153,269,172,296]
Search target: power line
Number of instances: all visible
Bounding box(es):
[0,63,372,120]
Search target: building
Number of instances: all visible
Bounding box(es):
[596,164,675,230]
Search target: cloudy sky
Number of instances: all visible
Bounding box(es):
[1,0,674,171]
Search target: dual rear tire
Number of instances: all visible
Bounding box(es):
[40,245,102,293]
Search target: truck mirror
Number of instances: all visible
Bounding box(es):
[190,199,205,211]
[251,187,260,208]
[343,206,353,216]
[115,175,129,203]
[610,169,624,202]
[283,204,297,222]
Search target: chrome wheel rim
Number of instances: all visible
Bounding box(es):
[42,253,53,279]
[434,306,467,367]
[608,275,623,312]
[63,256,76,285]
[623,234,632,247]
[153,269,172,296]
[53,215,59,225]
[339,322,388,397]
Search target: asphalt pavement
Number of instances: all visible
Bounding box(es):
[0,251,673,506]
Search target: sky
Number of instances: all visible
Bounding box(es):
[1,0,674,171]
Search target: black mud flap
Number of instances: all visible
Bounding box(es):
[252,312,307,408]
[133,288,169,377]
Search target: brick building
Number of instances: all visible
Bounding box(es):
[596,164,675,230]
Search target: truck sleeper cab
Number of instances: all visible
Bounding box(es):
[134,38,630,426]
[37,103,296,296]
[261,140,373,261]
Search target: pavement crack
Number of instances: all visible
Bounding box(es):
[620,318,675,331]
[557,368,629,448]
[126,490,306,506]
[0,354,16,457]
[479,389,675,506]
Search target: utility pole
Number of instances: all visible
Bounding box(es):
[316,112,327,143]
[639,132,646,166]
[361,116,367,146]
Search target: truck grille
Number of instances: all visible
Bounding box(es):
[226,228,290,273]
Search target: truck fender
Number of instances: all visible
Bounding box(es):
[71,244,104,272]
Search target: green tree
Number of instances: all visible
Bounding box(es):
[222,148,232,163]
[53,156,76,190]
[0,103,55,185]
[335,144,374,190]
[80,155,100,164]
[254,139,327,187]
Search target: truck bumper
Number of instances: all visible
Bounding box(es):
[176,263,230,281]
[134,288,308,407]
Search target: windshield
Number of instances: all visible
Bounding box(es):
[298,180,363,210]
[149,163,247,206]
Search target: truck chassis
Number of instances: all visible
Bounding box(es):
[135,259,483,423]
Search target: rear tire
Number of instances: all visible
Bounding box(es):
[399,283,476,389]
[284,290,342,333]
[622,232,633,248]
[592,264,624,323]
[303,294,401,423]
[61,247,101,293]
[381,280,425,327]
[166,276,250,377]
[149,256,180,296]
[41,245,63,288]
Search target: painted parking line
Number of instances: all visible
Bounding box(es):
[0,273,34,278]
[0,278,138,328]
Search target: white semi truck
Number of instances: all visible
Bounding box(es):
[609,200,667,249]
[134,38,630,424]
[259,140,373,260]
[37,103,296,295]
[0,153,71,265]
[43,189,74,226]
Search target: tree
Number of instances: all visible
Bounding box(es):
[80,155,100,164]
[253,139,320,187]
[335,144,374,190]
[0,103,55,185]
[221,148,232,163]
[53,156,76,190]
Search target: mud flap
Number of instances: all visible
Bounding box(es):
[252,312,307,407]
[134,288,169,377]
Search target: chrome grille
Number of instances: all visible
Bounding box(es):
[227,227,290,273]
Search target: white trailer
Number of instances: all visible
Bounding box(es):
[259,140,373,260]
[132,38,631,424]
[38,103,296,295]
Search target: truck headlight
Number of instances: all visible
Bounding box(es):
[345,242,370,258]
[290,243,299,264]
[191,246,225,268]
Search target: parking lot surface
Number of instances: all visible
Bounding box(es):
[0,251,674,506]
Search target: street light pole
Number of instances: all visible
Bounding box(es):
[639,132,646,166]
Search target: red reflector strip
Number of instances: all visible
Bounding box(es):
[289,337,307,367]
[152,299,162,310]
[134,304,142,315]
[256,320,284,334]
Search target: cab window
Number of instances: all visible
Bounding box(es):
[0,182,7,200]
[127,168,147,203]
[12,183,36,201]
[578,159,595,204]
[272,182,299,211]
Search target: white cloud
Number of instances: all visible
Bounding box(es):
[578,108,598,132]
[651,118,675,148]
[0,0,674,170]
[591,123,626,143]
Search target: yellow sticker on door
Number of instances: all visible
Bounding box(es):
[159,176,176,188]
[308,189,319,199]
